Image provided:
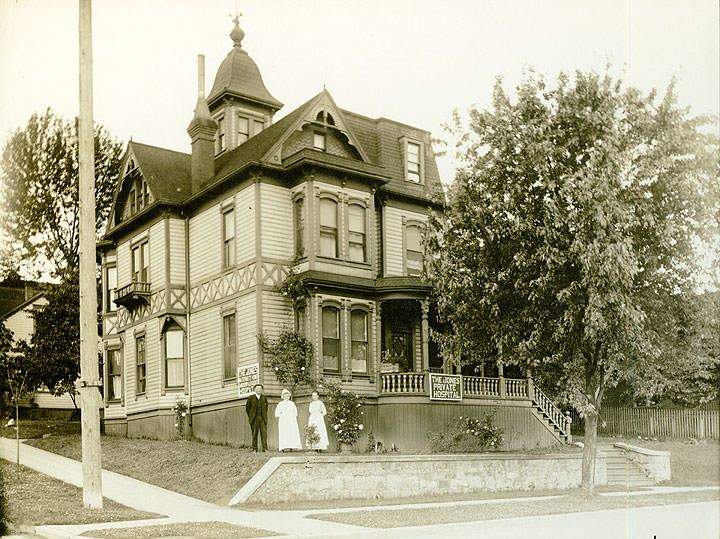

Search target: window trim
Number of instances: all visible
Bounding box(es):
[321,304,342,373]
[135,333,146,396]
[222,311,237,381]
[215,114,227,154]
[222,205,236,269]
[403,218,425,277]
[105,346,123,403]
[131,239,149,283]
[350,308,369,374]
[313,131,327,151]
[318,195,339,259]
[237,115,250,144]
[293,195,306,258]
[105,264,117,313]
[347,201,367,264]
[402,138,424,184]
[162,321,185,391]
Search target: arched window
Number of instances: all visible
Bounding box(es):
[406,224,423,276]
[319,198,338,258]
[348,204,366,263]
[322,306,340,371]
[351,310,368,373]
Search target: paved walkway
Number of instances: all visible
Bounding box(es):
[2,438,718,539]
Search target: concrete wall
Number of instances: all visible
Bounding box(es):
[615,442,671,482]
[231,453,608,505]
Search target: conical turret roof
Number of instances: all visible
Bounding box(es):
[207,20,283,111]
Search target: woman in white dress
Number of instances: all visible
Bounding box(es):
[307,390,329,451]
[275,388,302,451]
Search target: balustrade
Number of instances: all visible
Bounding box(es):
[381,372,426,394]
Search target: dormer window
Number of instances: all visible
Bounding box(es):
[406,141,422,183]
[313,132,327,151]
[216,115,226,153]
[253,119,265,134]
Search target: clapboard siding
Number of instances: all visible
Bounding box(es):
[149,221,165,288]
[189,304,238,406]
[189,207,221,284]
[237,185,255,264]
[31,389,76,409]
[168,218,186,284]
[260,291,293,394]
[260,183,292,259]
[4,297,47,341]
[237,292,258,368]
[384,206,427,276]
[117,241,131,287]
[123,320,161,415]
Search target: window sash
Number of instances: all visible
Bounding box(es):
[237,116,249,143]
[217,117,226,151]
[164,328,184,388]
[253,119,264,134]
[136,337,146,394]
[351,311,368,372]
[294,198,305,257]
[407,142,421,182]
[223,314,237,379]
[322,308,340,371]
[106,266,117,312]
[107,349,122,400]
[314,133,326,151]
[223,209,236,267]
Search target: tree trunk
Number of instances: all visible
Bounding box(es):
[14,402,19,469]
[581,409,598,494]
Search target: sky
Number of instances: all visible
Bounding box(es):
[0,0,718,184]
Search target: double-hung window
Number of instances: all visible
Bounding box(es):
[223,207,236,268]
[351,310,368,373]
[348,204,366,263]
[107,348,122,401]
[406,141,422,183]
[223,313,237,380]
[319,198,338,258]
[237,116,250,144]
[216,116,226,153]
[106,266,117,312]
[294,198,305,257]
[136,335,146,394]
[132,241,149,282]
[322,307,340,371]
[164,325,184,388]
[406,224,423,276]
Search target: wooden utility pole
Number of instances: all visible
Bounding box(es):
[78,0,103,508]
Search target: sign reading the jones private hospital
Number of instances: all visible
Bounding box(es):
[237,364,260,398]
[429,373,463,401]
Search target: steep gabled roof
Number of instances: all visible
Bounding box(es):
[129,141,192,204]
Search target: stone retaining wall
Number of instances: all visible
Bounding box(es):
[230,452,607,505]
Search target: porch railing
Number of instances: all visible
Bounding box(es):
[463,376,499,397]
[380,372,427,394]
[533,385,569,437]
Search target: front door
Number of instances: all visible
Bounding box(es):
[388,329,412,372]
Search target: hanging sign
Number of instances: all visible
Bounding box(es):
[429,373,463,401]
[237,364,260,398]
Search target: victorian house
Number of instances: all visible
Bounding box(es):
[98,22,569,451]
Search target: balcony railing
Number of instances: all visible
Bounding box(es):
[113,281,151,309]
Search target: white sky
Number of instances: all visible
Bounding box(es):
[1,0,718,184]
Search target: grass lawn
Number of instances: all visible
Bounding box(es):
[308,489,720,528]
[26,433,271,505]
[0,419,80,439]
[1,463,162,530]
[79,521,277,538]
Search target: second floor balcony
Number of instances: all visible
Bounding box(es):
[113,281,151,309]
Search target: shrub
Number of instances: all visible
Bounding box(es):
[0,460,8,535]
[258,329,314,386]
[173,398,188,438]
[429,414,504,453]
[326,383,364,445]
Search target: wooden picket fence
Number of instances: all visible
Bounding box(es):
[569,404,719,439]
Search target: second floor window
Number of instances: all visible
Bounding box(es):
[136,335,146,394]
[348,204,366,263]
[351,310,368,373]
[223,208,236,268]
[319,198,338,258]
[294,198,305,257]
[132,242,149,282]
[322,306,340,371]
[406,224,423,276]
[223,313,237,380]
[107,348,122,401]
[106,266,117,312]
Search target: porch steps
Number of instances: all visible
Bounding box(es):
[598,444,654,487]
[530,406,568,444]
[529,386,570,444]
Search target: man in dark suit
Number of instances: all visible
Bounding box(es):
[246,383,268,452]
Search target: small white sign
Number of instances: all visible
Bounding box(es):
[429,373,463,401]
[237,364,260,397]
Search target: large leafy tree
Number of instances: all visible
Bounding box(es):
[428,70,719,492]
[1,108,122,279]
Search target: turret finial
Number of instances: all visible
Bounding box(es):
[229,11,245,48]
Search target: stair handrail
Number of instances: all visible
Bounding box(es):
[532,385,568,439]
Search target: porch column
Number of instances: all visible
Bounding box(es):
[526,367,534,400]
[374,301,383,394]
[498,361,506,399]
[420,299,429,372]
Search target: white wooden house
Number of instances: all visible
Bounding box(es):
[98,22,569,450]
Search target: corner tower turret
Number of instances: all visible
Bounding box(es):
[207,17,283,154]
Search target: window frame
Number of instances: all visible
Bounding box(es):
[216,114,226,154]
[404,139,423,184]
[350,308,369,373]
[222,312,237,381]
[294,196,305,258]
[106,347,123,402]
[237,115,250,144]
[404,220,425,277]
[347,202,367,263]
[313,132,327,151]
[131,240,149,283]
[105,264,117,313]
[222,205,236,269]
[163,323,185,390]
[135,334,146,395]
[321,305,341,372]
[318,196,339,259]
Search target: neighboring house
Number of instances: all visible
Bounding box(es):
[2,291,76,416]
[98,21,569,450]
